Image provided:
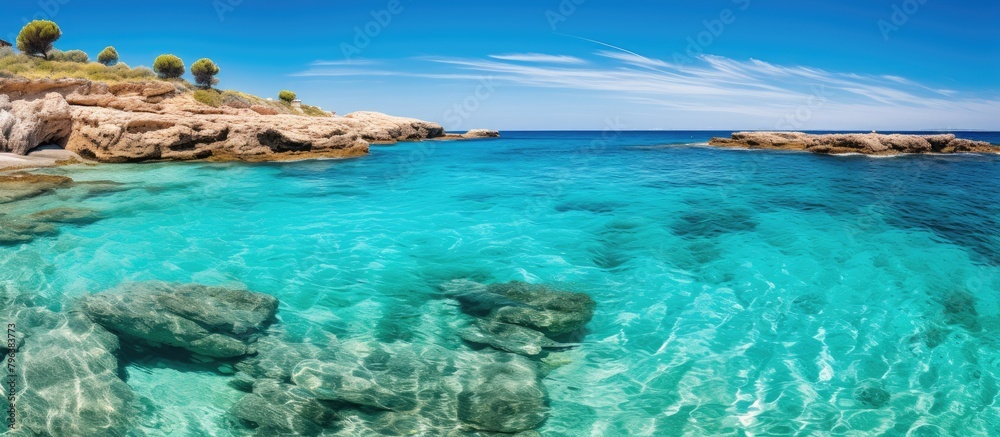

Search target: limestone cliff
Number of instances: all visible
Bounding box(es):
[0,78,449,163]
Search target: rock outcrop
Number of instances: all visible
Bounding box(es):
[709,131,999,155]
[0,78,454,163]
[462,129,501,139]
[80,282,278,358]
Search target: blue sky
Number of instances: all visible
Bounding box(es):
[4,0,999,130]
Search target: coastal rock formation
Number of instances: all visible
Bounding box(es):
[80,282,278,358]
[0,78,453,163]
[709,131,999,155]
[1,306,135,436]
[462,129,501,139]
[0,93,73,155]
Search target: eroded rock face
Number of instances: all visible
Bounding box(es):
[1,306,135,437]
[79,282,278,358]
[709,131,999,155]
[0,78,450,163]
[0,93,73,155]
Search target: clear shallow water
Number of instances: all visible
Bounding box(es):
[2,131,1000,435]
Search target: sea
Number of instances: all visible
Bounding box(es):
[2,131,999,436]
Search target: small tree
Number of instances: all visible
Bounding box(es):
[279,90,296,103]
[51,49,88,63]
[16,20,61,59]
[97,46,119,66]
[190,58,220,88]
[153,54,185,79]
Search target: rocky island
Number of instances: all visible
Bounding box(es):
[709,131,999,155]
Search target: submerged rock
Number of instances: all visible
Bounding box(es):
[235,335,336,382]
[458,354,549,433]
[80,282,278,358]
[27,207,103,224]
[460,317,575,357]
[0,172,74,204]
[230,379,338,436]
[0,217,58,245]
[445,280,596,337]
[853,382,891,409]
[1,306,135,436]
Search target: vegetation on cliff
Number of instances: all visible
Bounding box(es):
[2,20,330,117]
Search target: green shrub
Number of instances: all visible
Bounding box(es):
[301,104,330,117]
[153,54,184,79]
[132,66,156,79]
[0,46,14,58]
[16,20,61,59]
[97,46,119,66]
[190,58,220,88]
[50,49,89,63]
[193,89,222,107]
[278,90,296,102]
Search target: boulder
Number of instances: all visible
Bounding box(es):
[80,282,278,358]
[230,379,338,436]
[457,354,549,433]
[444,280,596,336]
[1,306,135,436]
[460,317,575,357]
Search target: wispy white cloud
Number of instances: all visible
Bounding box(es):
[293,50,1000,129]
[488,53,585,64]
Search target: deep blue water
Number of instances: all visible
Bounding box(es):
[2,131,999,435]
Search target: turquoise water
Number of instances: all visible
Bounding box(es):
[3,131,1000,435]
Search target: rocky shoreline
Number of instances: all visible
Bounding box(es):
[709,131,999,155]
[0,78,494,166]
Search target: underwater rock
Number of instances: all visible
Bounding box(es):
[939,290,981,332]
[230,379,338,436]
[80,282,278,358]
[1,306,135,436]
[853,382,891,409]
[458,354,549,433]
[460,317,575,357]
[0,173,74,204]
[290,346,423,412]
[445,280,596,337]
[27,207,103,224]
[235,335,336,382]
[0,217,58,246]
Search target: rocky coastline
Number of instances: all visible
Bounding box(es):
[709,131,999,155]
[0,77,494,166]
